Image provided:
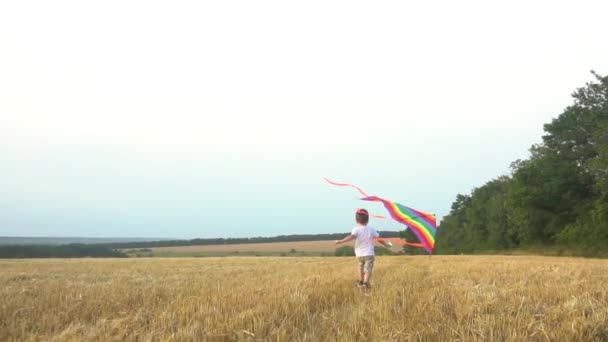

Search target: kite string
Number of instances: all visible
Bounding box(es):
[376,237,424,248]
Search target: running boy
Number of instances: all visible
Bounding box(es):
[335,208,391,289]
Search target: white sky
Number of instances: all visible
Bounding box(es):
[1,0,607,238]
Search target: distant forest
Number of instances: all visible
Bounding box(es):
[98,231,402,249]
[436,72,608,256]
[0,244,126,259]
[0,236,173,246]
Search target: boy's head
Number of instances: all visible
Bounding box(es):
[355,208,369,225]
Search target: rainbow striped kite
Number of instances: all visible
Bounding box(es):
[325,178,437,254]
[362,196,437,254]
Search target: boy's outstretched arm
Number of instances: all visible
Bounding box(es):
[335,234,355,245]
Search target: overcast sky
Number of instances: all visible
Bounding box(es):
[1,0,607,238]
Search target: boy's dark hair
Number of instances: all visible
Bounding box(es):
[355,208,369,225]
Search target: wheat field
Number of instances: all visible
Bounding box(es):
[1,255,607,341]
[147,240,397,255]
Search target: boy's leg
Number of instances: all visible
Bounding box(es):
[362,256,375,288]
[357,257,365,285]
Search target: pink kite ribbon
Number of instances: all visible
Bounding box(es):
[323,177,369,197]
[324,178,389,220]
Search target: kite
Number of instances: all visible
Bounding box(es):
[325,178,437,254]
[361,196,437,254]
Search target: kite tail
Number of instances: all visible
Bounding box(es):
[323,177,369,197]
[324,177,391,220]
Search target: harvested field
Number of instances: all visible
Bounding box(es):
[1,256,608,341]
[149,240,357,254]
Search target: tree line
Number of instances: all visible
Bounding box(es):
[437,72,608,256]
[0,232,402,258]
[0,244,127,258]
[97,231,401,249]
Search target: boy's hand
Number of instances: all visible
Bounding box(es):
[334,240,340,245]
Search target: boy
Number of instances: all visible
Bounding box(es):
[335,208,391,290]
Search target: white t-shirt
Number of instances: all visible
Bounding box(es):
[351,225,379,257]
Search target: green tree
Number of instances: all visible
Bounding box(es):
[435,194,472,253]
[556,72,608,249]
[440,71,608,255]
